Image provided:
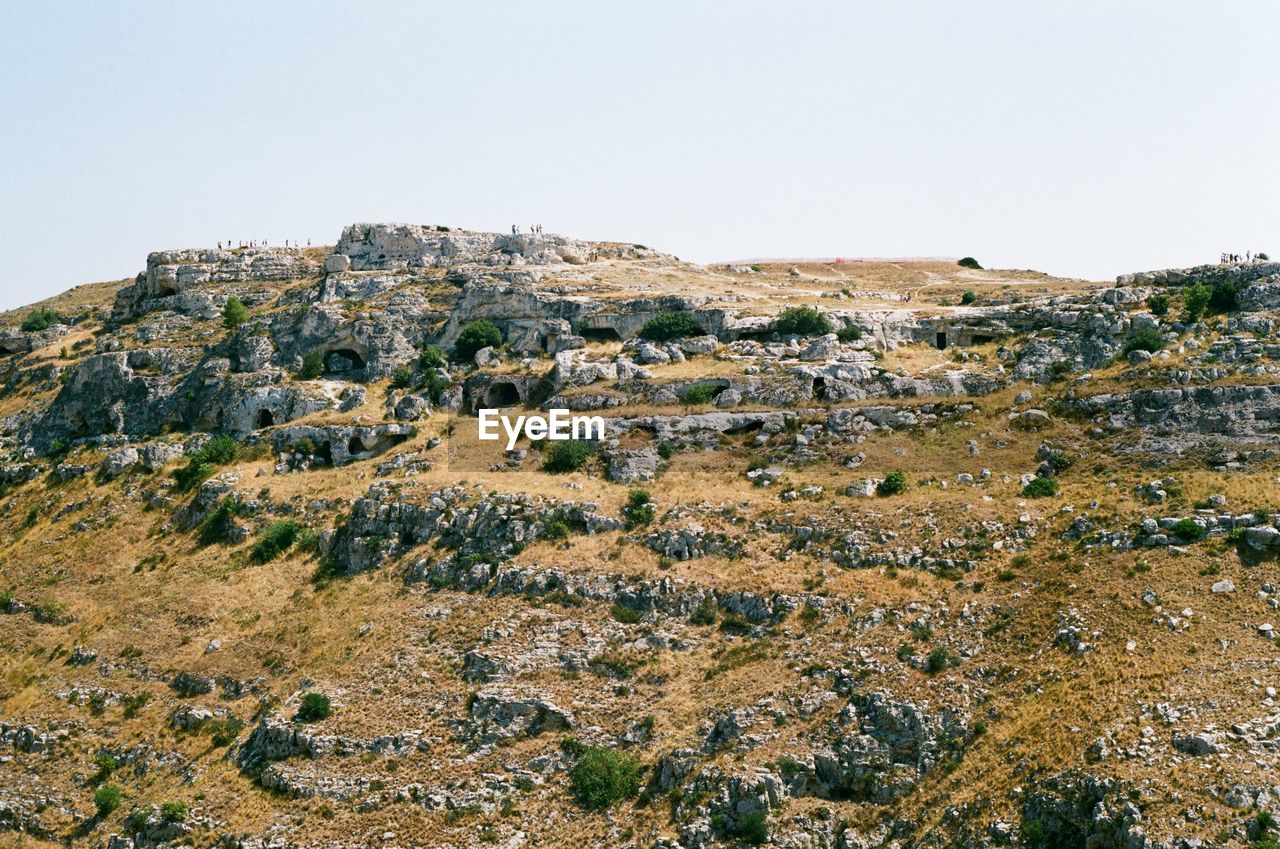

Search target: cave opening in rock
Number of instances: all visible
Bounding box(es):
[153,283,180,298]
[813,376,827,401]
[325,348,367,374]
[579,326,623,343]
[970,334,994,345]
[484,381,522,408]
[348,436,367,456]
[255,408,275,428]
[936,332,948,350]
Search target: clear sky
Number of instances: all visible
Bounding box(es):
[1,1,1277,309]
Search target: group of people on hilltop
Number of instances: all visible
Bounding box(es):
[512,224,545,235]
[1221,251,1266,264]
[216,239,311,250]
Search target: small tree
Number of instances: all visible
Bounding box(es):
[222,297,248,329]
[732,810,769,844]
[93,785,122,817]
[299,351,324,379]
[1146,294,1169,316]
[418,344,446,369]
[876,470,907,497]
[296,691,332,722]
[774,306,832,337]
[836,325,863,342]
[390,363,413,389]
[1183,283,1211,322]
[960,290,977,305]
[454,320,503,361]
[957,257,982,269]
[569,746,642,810]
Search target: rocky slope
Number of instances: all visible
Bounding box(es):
[0,225,1278,849]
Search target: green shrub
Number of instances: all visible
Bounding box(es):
[299,351,324,379]
[250,520,302,562]
[93,785,122,817]
[418,344,446,369]
[731,810,769,844]
[454,320,503,361]
[159,801,188,823]
[1170,518,1206,541]
[690,597,718,626]
[569,746,642,809]
[611,603,642,624]
[296,691,332,722]
[1184,283,1211,322]
[21,308,62,332]
[836,326,863,342]
[622,489,655,528]
[925,646,955,674]
[207,717,246,747]
[876,470,907,497]
[680,384,716,405]
[1123,326,1165,355]
[774,306,832,337]
[1021,477,1059,498]
[197,496,240,546]
[92,753,118,780]
[543,439,594,473]
[390,364,413,389]
[222,297,248,329]
[638,311,704,342]
[957,257,982,270]
[174,434,240,491]
[1146,294,1169,316]
[960,290,977,305]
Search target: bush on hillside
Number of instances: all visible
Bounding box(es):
[298,351,324,379]
[250,520,303,563]
[197,496,241,546]
[418,344,446,369]
[1184,284,1211,322]
[957,257,982,269]
[21,308,62,332]
[93,785,122,817]
[960,290,977,305]
[1170,518,1206,541]
[876,470,907,497]
[638,311,704,342]
[454,320,503,361]
[1022,477,1059,498]
[774,306,832,337]
[543,439,594,473]
[836,325,863,342]
[621,489,655,528]
[222,297,248,329]
[1123,326,1165,355]
[569,746,642,809]
[1146,294,1169,316]
[296,691,332,722]
[680,384,716,405]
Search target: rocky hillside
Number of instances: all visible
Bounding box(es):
[1,224,1278,849]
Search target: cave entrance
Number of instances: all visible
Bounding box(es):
[580,327,623,343]
[325,348,367,375]
[813,376,828,401]
[971,334,994,345]
[935,332,948,350]
[484,381,522,408]
[154,283,179,298]
[255,408,275,428]
[348,436,368,456]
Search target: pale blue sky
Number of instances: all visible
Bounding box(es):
[1,1,1277,309]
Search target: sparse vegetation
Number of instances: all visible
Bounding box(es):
[93,785,122,817]
[680,384,716,405]
[960,290,976,305]
[621,489,655,528]
[639,311,704,342]
[250,520,304,562]
[1123,326,1165,355]
[21,308,63,331]
[299,351,324,379]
